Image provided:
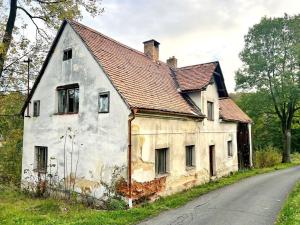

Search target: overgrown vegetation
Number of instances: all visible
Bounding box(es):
[253,146,282,168]
[0,162,299,225]
[276,181,300,225]
[0,92,24,185]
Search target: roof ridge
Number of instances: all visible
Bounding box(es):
[69,20,174,67]
[69,20,150,58]
[179,61,219,70]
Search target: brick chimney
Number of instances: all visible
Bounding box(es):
[143,39,160,61]
[167,56,177,68]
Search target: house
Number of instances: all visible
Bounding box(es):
[21,20,252,206]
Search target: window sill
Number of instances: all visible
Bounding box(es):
[98,111,109,114]
[186,166,196,171]
[33,169,47,174]
[155,172,169,179]
[54,112,78,115]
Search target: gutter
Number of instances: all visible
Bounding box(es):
[128,108,137,208]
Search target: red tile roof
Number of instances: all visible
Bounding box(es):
[69,21,201,117]
[219,98,252,123]
[176,62,218,91]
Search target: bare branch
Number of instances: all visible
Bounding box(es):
[34,0,64,4]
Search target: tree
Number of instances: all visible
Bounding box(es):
[235,14,300,163]
[0,0,104,82]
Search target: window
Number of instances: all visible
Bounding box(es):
[228,141,233,157]
[57,84,79,114]
[186,145,195,167]
[33,100,40,117]
[35,146,48,173]
[207,101,214,121]
[98,92,110,113]
[63,49,72,61]
[155,148,168,175]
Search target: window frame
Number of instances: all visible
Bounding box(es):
[34,146,48,173]
[186,145,195,168]
[63,48,72,61]
[57,83,79,114]
[155,148,168,176]
[33,100,40,117]
[227,140,233,157]
[98,91,110,113]
[207,101,214,121]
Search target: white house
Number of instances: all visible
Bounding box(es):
[21,20,252,205]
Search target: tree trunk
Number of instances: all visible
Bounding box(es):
[282,128,292,163]
[0,0,17,78]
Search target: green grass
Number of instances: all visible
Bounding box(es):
[276,181,300,225]
[0,162,299,225]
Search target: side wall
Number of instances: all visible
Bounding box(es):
[131,81,239,197]
[22,24,130,197]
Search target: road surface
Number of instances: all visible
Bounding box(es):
[138,166,300,225]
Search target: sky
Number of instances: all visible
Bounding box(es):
[81,0,300,92]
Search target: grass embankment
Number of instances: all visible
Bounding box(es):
[0,162,299,225]
[276,181,300,225]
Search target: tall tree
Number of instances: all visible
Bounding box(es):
[0,0,104,82]
[236,14,300,163]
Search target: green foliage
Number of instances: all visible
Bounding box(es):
[0,163,299,225]
[276,181,300,225]
[235,14,300,162]
[254,146,282,168]
[0,93,24,185]
[106,198,127,210]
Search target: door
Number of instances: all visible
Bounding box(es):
[209,145,216,177]
[237,123,250,169]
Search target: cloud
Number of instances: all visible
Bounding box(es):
[83,0,300,92]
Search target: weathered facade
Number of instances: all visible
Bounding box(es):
[21,20,252,205]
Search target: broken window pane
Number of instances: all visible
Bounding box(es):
[99,92,109,113]
[68,89,75,112]
[63,49,72,61]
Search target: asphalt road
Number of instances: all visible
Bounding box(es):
[138,166,300,225]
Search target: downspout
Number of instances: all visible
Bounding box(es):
[128,108,137,208]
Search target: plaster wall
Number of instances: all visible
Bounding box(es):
[131,81,239,196]
[21,24,130,197]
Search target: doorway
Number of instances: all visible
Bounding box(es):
[209,145,216,177]
[237,123,251,169]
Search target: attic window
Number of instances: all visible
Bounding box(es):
[63,49,72,61]
[207,101,214,121]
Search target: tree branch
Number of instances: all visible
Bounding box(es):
[34,0,64,3]
[17,6,50,39]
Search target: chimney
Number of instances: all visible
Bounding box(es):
[167,56,177,68]
[143,39,160,61]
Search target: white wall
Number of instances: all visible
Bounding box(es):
[22,24,130,197]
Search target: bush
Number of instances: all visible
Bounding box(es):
[254,146,281,168]
[106,198,127,210]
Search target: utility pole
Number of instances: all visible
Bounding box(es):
[24,58,32,117]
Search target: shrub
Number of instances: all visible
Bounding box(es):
[254,146,281,168]
[106,198,127,210]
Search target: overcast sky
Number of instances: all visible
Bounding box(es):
[82,0,300,92]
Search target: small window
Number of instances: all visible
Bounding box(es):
[186,145,195,167]
[207,101,214,121]
[57,84,79,114]
[63,49,72,61]
[35,146,48,173]
[98,92,110,113]
[33,100,40,117]
[155,148,168,175]
[228,141,233,157]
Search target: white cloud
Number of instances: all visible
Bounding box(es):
[83,0,300,92]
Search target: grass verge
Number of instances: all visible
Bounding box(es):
[0,162,299,225]
[276,181,300,225]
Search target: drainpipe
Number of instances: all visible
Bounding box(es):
[128,108,137,208]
